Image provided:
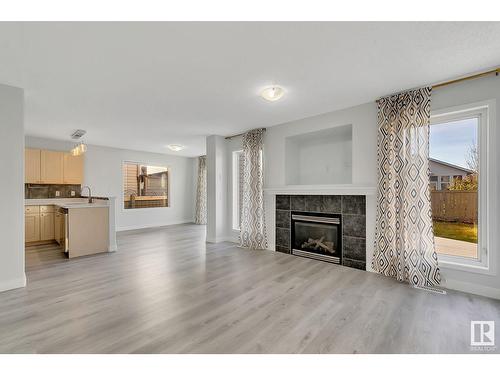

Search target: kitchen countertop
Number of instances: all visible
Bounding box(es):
[25,198,110,209]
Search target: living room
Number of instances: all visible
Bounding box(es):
[0,1,499,373]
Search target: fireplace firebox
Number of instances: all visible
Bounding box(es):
[291,211,342,264]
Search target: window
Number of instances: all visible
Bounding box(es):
[123,162,169,209]
[232,150,244,231]
[429,175,438,191]
[439,175,451,191]
[430,103,489,271]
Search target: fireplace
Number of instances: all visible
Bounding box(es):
[275,195,366,270]
[291,211,342,264]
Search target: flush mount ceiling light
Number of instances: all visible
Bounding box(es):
[167,144,185,152]
[260,86,285,102]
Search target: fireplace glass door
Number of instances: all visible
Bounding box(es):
[291,213,341,263]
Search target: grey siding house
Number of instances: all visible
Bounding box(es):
[429,158,474,190]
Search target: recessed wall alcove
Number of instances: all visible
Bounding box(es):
[284,124,352,185]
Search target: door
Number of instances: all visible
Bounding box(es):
[63,153,84,184]
[25,214,40,242]
[40,212,55,241]
[25,149,41,183]
[41,150,64,184]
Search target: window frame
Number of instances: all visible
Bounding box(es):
[430,102,491,274]
[439,175,451,191]
[121,160,171,211]
[429,175,438,191]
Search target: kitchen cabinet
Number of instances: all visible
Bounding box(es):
[25,213,41,242]
[25,203,111,257]
[25,148,84,185]
[40,150,64,184]
[25,205,57,244]
[25,205,40,215]
[63,153,84,184]
[40,212,55,241]
[25,149,41,183]
[68,207,109,258]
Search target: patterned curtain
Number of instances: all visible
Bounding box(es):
[372,87,441,286]
[239,129,268,249]
[194,156,207,225]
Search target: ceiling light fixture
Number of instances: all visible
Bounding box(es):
[70,129,88,156]
[260,86,285,102]
[71,141,87,156]
[167,144,185,152]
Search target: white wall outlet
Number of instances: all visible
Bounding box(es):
[55,191,60,197]
[71,191,75,197]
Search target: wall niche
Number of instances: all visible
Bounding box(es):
[285,124,352,185]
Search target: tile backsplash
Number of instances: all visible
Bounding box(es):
[25,184,82,199]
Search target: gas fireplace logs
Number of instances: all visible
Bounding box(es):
[301,237,335,253]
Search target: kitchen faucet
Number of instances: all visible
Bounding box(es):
[81,185,94,203]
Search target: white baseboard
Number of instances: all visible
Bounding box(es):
[0,273,26,293]
[116,219,194,232]
[442,278,500,300]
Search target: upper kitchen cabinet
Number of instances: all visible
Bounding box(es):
[40,150,64,184]
[25,148,41,183]
[63,153,84,184]
[25,148,85,184]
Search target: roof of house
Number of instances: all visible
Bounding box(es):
[429,158,474,174]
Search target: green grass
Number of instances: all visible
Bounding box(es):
[433,221,477,243]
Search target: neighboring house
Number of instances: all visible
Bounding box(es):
[429,158,474,190]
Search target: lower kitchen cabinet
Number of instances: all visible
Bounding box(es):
[40,212,55,241]
[25,205,56,244]
[25,214,41,243]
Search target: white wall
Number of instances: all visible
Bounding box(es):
[217,105,378,247]
[0,84,25,292]
[219,113,376,247]
[204,134,243,243]
[265,104,378,187]
[263,103,378,269]
[285,125,353,185]
[25,136,197,231]
[206,135,229,242]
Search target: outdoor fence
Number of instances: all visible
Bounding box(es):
[431,190,477,223]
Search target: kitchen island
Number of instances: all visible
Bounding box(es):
[25,197,116,258]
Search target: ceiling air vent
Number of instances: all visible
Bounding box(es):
[71,129,87,140]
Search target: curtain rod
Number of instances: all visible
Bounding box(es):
[224,127,266,140]
[432,67,499,89]
[378,67,499,101]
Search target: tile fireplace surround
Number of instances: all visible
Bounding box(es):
[275,195,366,270]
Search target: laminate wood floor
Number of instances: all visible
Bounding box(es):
[25,242,66,269]
[1,224,499,353]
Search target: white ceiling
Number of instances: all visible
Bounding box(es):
[1,22,499,157]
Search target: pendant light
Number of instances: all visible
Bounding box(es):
[70,129,87,156]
